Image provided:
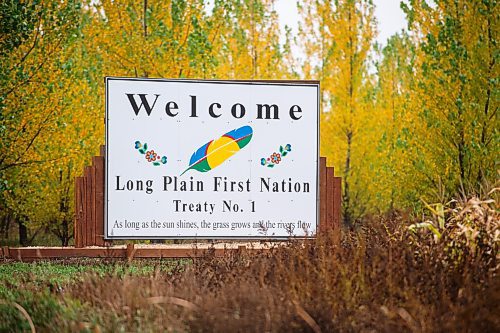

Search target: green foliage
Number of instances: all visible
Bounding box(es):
[0,0,498,243]
[0,259,185,331]
[0,1,37,56]
[409,189,499,263]
[402,0,499,200]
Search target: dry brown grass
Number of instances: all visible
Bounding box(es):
[67,194,499,332]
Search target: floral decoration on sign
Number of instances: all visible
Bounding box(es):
[261,144,291,168]
[135,141,167,166]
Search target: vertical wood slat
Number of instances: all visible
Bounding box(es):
[90,158,97,245]
[319,157,327,233]
[92,165,97,246]
[326,167,335,232]
[80,176,86,247]
[333,176,342,243]
[74,177,83,248]
[74,146,105,247]
[81,176,88,247]
[85,166,94,246]
[100,145,112,246]
[94,156,105,246]
[91,161,97,246]
[74,177,79,247]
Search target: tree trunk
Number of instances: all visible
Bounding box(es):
[61,219,69,247]
[1,214,11,239]
[18,220,28,246]
[343,131,353,226]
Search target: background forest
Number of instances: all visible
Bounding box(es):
[0,0,498,246]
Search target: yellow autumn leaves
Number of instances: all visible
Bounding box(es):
[0,0,497,244]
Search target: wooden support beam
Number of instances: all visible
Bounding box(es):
[91,161,97,246]
[2,246,9,259]
[94,156,105,246]
[126,243,135,261]
[4,246,267,260]
[81,176,88,247]
[319,157,327,233]
[85,166,94,246]
[74,177,82,248]
[326,167,335,231]
[333,177,342,244]
[78,177,85,248]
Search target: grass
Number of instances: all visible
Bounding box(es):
[0,259,187,332]
[0,193,498,332]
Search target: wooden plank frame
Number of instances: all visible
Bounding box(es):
[6,246,263,261]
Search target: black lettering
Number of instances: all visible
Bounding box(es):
[145,180,153,194]
[260,177,270,192]
[209,102,221,118]
[289,105,302,120]
[126,94,160,116]
[190,95,197,117]
[126,180,134,191]
[231,103,246,118]
[257,104,279,119]
[165,101,178,117]
[116,176,124,190]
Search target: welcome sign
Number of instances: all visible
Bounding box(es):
[105,78,319,239]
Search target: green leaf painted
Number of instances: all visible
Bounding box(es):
[181,158,210,175]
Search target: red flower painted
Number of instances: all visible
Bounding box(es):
[146,150,157,162]
[271,152,281,164]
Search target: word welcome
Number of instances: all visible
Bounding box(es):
[126,94,303,120]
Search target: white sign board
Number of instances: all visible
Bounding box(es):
[105,78,319,239]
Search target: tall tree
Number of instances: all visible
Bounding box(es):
[403,0,499,200]
[373,33,416,211]
[85,0,218,79]
[0,0,82,245]
[298,0,376,224]
[213,0,289,80]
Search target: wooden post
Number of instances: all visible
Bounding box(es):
[2,246,9,259]
[74,177,84,248]
[126,243,135,261]
[79,177,86,247]
[81,176,88,247]
[85,166,93,246]
[333,176,342,243]
[326,167,335,231]
[74,145,107,247]
[319,157,327,233]
[91,161,97,246]
[94,156,105,246]
[74,178,79,247]
[100,145,112,246]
